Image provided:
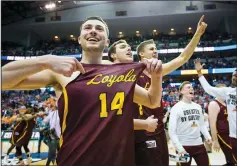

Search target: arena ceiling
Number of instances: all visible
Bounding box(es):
[2,1,237,26]
[1,1,122,25]
[1,1,237,39]
[3,10,235,39]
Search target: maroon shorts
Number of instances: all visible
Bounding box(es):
[217,132,233,164]
[135,130,169,166]
[178,144,209,166]
[14,130,32,147]
[10,130,22,145]
[230,137,237,164]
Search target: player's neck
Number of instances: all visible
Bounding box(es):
[81,51,103,64]
[113,59,121,64]
[181,96,192,104]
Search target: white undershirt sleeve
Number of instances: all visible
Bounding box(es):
[198,76,228,100]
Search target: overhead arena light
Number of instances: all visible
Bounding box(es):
[73,1,80,5]
[45,3,56,9]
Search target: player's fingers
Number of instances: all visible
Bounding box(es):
[150,59,157,72]
[149,115,154,119]
[198,15,204,26]
[194,59,197,65]
[69,59,77,72]
[142,58,152,73]
[146,61,151,73]
[155,60,162,74]
[74,58,85,74]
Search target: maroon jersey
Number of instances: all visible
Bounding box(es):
[134,73,164,142]
[214,100,229,134]
[10,120,26,145]
[57,63,145,166]
[16,118,36,146]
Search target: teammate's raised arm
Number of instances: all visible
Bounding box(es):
[162,15,207,76]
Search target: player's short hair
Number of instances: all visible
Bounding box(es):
[136,39,155,61]
[179,81,191,92]
[80,16,109,37]
[108,40,127,62]
[179,81,191,100]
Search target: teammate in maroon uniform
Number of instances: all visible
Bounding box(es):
[3,106,27,165]
[208,84,233,165]
[107,15,207,166]
[57,62,156,165]
[14,108,40,165]
[107,39,159,133]
[2,16,163,166]
[134,73,168,166]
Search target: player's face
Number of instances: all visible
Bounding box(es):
[232,71,237,86]
[114,43,133,62]
[143,44,158,59]
[79,20,110,53]
[181,84,194,99]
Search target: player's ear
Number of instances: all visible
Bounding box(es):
[111,53,116,61]
[105,39,110,48]
[139,52,145,59]
[78,36,81,45]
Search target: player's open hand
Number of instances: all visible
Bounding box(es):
[195,15,207,36]
[194,58,205,71]
[40,55,85,77]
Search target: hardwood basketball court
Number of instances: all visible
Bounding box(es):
[1,140,227,165]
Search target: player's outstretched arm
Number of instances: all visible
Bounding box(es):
[162,15,207,76]
[194,58,227,99]
[2,55,85,90]
[133,58,162,108]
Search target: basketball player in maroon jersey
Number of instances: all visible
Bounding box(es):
[2,16,163,166]
[3,106,27,165]
[208,84,233,165]
[107,39,159,133]
[14,108,42,165]
[107,15,207,166]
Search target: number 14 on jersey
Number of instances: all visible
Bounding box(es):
[99,92,125,118]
